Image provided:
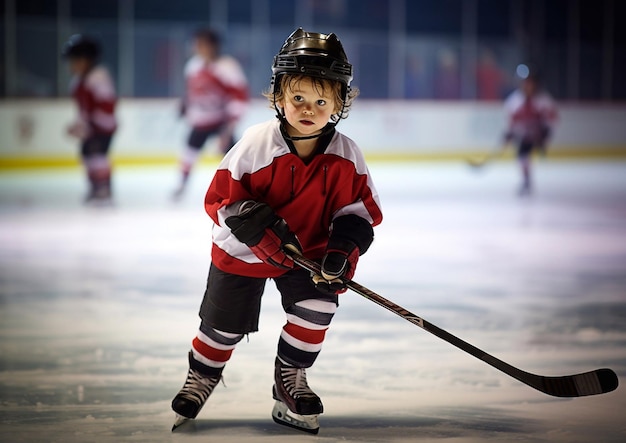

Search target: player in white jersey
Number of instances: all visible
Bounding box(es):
[503,68,558,195]
[173,29,249,199]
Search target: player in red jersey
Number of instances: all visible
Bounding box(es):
[173,29,249,199]
[171,28,383,434]
[62,34,117,204]
[503,66,558,195]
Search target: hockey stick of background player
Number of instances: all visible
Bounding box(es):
[465,144,506,170]
[290,252,618,398]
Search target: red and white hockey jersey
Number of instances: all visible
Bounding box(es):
[504,89,558,144]
[70,66,117,135]
[184,55,249,129]
[205,119,383,278]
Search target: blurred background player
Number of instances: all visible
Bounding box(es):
[173,29,249,200]
[503,65,558,196]
[62,34,117,204]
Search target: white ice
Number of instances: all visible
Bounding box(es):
[1,159,625,442]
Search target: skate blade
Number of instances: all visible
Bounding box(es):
[171,414,189,431]
[272,400,319,434]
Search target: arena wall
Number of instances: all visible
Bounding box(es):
[1,99,625,168]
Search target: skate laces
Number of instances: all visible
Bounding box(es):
[180,369,223,404]
[280,366,317,399]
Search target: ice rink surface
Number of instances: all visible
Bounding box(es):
[1,159,625,443]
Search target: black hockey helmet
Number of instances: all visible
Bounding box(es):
[61,34,101,60]
[270,28,353,101]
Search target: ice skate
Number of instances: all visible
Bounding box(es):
[171,352,223,431]
[171,184,186,201]
[518,181,532,197]
[171,174,189,202]
[84,186,113,207]
[271,357,322,434]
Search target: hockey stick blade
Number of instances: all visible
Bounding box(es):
[292,254,619,397]
[466,157,489,169]
[466,148,506,170]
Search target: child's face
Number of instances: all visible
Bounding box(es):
[521,78,538,96]
[194,38,216,61]
[278,77,338,138]
[68,57,92,76]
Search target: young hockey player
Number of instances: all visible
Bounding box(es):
[173,28,249,200]
[171,28,383,434]
[62,34,117,204]
[503,67,558,195]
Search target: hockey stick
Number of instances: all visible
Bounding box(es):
[292,254,618,398]
[465,146,506,170]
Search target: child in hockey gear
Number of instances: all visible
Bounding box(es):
[173,28,249,200]
[62,34,117,204]
[502,67,558,196]
[171,28,383,434]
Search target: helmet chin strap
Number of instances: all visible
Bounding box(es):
[282,124,336,141]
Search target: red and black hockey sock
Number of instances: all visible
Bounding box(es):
[277,299,336,368]
[191,325,243,376]
[85,155,112,198]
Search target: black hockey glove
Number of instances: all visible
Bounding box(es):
[312,238,359,294]
[225,201,301,269]
[312,215,374,295]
